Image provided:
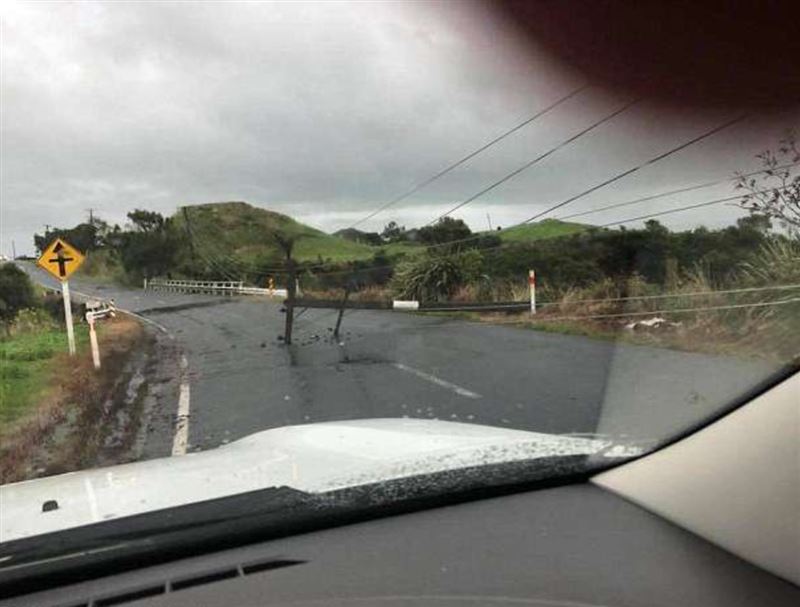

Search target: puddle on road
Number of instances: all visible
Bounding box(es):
[102,370,147,451]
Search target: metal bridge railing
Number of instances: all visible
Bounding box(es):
[145,278,287,298]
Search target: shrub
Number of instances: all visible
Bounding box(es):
[0,265,37,324]
[392,250,483,301]
[739,238,800,285]
[10,308,57,335]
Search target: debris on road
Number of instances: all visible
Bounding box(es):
[624,317,682,331]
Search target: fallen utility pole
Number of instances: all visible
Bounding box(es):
[275,234,298,345]
[284,258,297,344]
[333,287,351,340]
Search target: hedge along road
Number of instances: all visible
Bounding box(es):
[19,262,778,460]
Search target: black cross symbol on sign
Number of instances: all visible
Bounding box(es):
[49,242,74,278]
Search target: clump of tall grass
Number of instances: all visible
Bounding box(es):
[7,308,57,336]
[530,247,800,359]
[739,238,800,285]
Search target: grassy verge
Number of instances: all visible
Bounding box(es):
[0,327,89,427]
[463,303,799,362]
[0,315,150,483]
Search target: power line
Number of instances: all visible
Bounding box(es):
[598,192,742,227]
[554,162,800,221]
[181,163,784,281]
[556,161,800,222]
[524,113,749,223]
[346,84,589,229]
[536,297,800,323]
[181,111,764,278]
[264,177,767,277]
[181,207,246,281]
[406,292,800,313]
[427,98,640,225]
[538,282,800,306]
[179,181,779,282]
[182,205,292,282]
[346,113,750,264]
[295,184,790,279]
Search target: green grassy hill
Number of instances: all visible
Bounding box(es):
[175,202,376,265]
[493,219,590,243]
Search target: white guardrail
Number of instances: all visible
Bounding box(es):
[85,299,116,321]
[145,278,288,298]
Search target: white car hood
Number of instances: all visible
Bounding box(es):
[0,419,637,542]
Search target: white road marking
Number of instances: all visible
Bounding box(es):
[171,354,191,456]
[83,477,100,523]
[106,307,192,458]
[392,362,481,399]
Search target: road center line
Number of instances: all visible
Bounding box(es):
[392,362,481,399]
[171,355,191,456]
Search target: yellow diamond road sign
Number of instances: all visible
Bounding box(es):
[37,238,85,281]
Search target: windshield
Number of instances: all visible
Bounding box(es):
[0,0,798,558]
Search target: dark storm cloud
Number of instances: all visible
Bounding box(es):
[1,1,794,255]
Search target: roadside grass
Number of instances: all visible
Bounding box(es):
[0,327,89,428]
[479,290,799,361]
[522,319,619,342]
[410,264,800,362]
[416,305,798,361]
[1,315,149,483]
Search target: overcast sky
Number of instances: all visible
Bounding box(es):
[2,1,797,256]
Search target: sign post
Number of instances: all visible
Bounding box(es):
[528,269,536,315]
[36,238,86,356]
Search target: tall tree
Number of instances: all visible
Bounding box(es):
[381,221,406,242]
[127,209,167,233]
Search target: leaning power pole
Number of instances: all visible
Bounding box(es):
[275,235,297,345]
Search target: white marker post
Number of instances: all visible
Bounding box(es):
[86,312,101,369]
[62,280,77,355]
[529,269,536,315]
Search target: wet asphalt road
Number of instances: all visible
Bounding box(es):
[21,263,779,458]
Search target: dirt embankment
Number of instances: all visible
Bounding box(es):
[0,314,176,484]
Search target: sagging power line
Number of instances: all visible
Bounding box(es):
[346,84,589,229]
[179,114,767,281]
[290,184,791,279]
[556,161,800,222]
[427,98,640,225]
[523,113,749,224]
[536,297,800,323]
